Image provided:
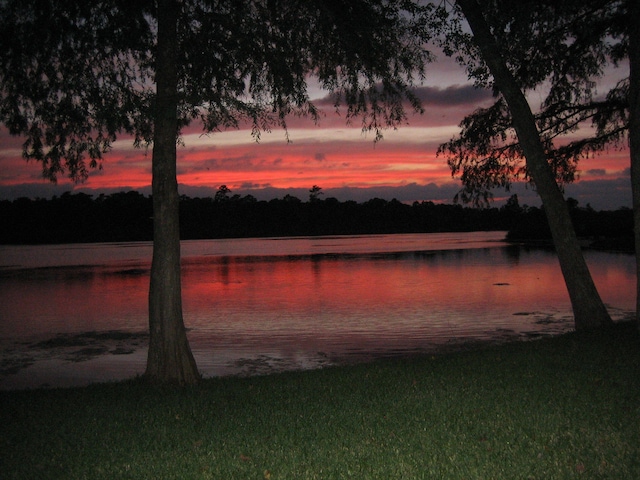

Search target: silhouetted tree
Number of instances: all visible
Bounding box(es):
[0,0,431,383]
[429,0,632,330]
[214,185,232,203]
[309,185,324,202]
[501,194,522,215]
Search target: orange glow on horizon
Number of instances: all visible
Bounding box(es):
[0,98,632,209]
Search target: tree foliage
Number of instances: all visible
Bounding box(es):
[0,0,155,181]
[429,0,629,205]
[0,0,432,182]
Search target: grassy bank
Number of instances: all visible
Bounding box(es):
[2,323,639,479]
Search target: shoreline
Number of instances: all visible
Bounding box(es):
[0,314,596,391]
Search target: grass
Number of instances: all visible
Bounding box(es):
[2,322,639,479]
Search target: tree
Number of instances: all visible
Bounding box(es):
[501,194,521,214]
[429,0,634,330]
[309,185,324,202]
[0,0,432,383]
[214,185,232,203]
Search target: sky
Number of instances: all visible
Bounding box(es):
[0,55,632,210]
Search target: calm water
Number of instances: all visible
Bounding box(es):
[0,232,635,389]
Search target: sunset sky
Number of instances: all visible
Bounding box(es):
[0,55,632,210]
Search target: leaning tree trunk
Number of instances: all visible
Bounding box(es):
[145,0,200,384]
[629,0,640,329]
[458,0,612,330]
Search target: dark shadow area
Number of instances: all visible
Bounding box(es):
[1,191,632,250]
[0,331,148,376]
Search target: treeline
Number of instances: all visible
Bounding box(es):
[505,198,634,251]
[0,190,633,249]
[1,191,154,244]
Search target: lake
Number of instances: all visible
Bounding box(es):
[0,232,635,389]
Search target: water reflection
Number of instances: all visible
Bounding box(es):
[0,233,634,388]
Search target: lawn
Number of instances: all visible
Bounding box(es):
[2,322,639,479]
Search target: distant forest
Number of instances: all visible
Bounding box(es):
[0,189,633,250]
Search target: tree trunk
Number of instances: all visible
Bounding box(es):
[628,0,640,329]
[145,0,200,384]
[457,0,612,330]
